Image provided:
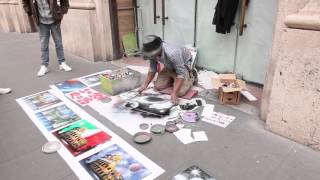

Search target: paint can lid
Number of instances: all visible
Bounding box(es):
[133,132,152,144]
[139,123,149,130]
[150,124,166,135]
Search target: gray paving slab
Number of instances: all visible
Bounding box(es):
[0,148,71,180]
[0,109,46,163]
[59,174,78,180]
[1,32,320,180]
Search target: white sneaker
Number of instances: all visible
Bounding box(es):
[59,62,72,72]
[0,88,12,95]
[37,65,49,77]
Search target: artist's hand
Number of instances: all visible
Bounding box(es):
[138,85,147,94]
[171,93,178,104]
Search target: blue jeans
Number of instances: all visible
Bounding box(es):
[38,23,65,66]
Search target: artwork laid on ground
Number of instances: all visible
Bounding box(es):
[54,120,112,156]
[16,87,165,180]
[126,94,175,118]
[79,70,112,87]
[89,92,175,135]
[21,91,62,111]
[81,144,151,180]
[35,104,81,131]
[55,79,87,94]
[66,87,109,106]
[173,165,216,180]
[16,67,239,179]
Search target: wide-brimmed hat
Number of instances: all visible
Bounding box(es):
[142,35,163,59]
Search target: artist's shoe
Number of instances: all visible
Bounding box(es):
[0,88,12,95]
[59,62,72,72]
[37,65,49,77]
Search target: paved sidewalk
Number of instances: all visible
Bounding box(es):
[1,32,320,180]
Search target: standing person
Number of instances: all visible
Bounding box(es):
[0,88,12,95]
[22,0,72,77]
[138,35,195,104]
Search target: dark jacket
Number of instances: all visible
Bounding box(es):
[212,0,239,34]
[22,0,69,24]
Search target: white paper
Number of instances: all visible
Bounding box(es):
[193,131,208,142]
[198,70,219,90]
[241,90,257,101]
[173,129,194,144]
[201,104,215,117]
[202,111,235,128]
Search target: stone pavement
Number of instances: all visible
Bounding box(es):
[1,32,320,180]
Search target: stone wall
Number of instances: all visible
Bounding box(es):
[0,0,115,61]
[61,0,114,61]
[261,0,320,150]
[0,0,36,33]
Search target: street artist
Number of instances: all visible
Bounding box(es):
[138,35,195,104]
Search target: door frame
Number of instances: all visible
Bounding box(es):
[109,0,122,59]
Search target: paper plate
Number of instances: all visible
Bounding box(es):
[42,141,61,154]
[133,132,152,144]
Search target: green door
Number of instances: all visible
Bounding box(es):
[137,0,277,84]
[137,0,163,47]
[137,0,196,46]
[196,0,238,74]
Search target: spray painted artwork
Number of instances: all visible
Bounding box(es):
[35,104,81,131]
[173,165,215,180]
[79,70,112,87]
[22,91,62,111]
[66,88,109,106]
[55,79,87,94]
[125,94,175,118]
[81,144,151,180]
[54,120,111,156]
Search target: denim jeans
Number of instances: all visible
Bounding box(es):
[38,23,65,66]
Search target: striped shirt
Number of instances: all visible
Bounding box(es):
[149,42,192,79]
[36,0,54,24]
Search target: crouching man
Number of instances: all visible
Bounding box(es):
[138,35,194,104]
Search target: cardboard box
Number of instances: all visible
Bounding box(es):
[212,74,246,105]
[100,68,141,95]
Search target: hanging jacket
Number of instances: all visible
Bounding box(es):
[212,0,239,34]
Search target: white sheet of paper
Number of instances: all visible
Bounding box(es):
[198,70,219,90]
[202,104,215,117]
[241,90,257,101]
[174,129,194,144]
[193,131,208,141]
[202,112,235,128]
